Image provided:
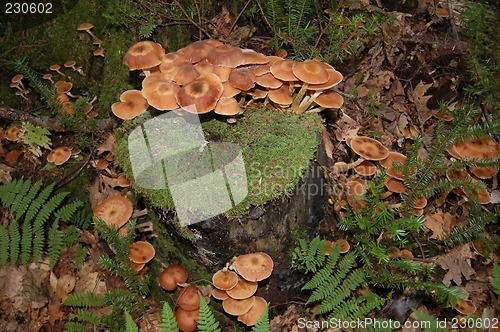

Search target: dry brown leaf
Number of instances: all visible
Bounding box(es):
[435,243,476,286]
[55,274,76,302]
[48,302,65,326]
[97,134,115,155]
[0,163,14,184]
[424,210,456,239]
[86,176,123,210]
[322,128,334,161]
[333,112,360,142]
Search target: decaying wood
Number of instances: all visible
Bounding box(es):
[0,106,118,132]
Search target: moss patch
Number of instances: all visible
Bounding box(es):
[114,107,323,217]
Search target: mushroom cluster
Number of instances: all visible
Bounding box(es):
[114,39,344,120]
[158,263,211,332]
[77,22,104,57]
[10,74,29,100]
[210,252,273,326]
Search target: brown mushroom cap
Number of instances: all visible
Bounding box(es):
[241,49,269,65]
[354,160,377,176]
[123,41,165,70]
[335,239,350,253]
[141,79,180,111]
[111,90,149,120]
[211,288,229,300]
[129,241,155,264]
[314,91,344,108]
[49,64,61,71]
[222,296,255,316]
[222,82,241,98]
[177,40,218,64]
[64,60,76,68]
[77,22,94,31]
[207,45,245,67]
[176,73,223,114]
[174,63,201,86]
[379,152,408,180]
[413,197,428,209]
[454,299,476,314]
[226,278,258,299]
[194,60,214,75]
[400,249,414,258]
[385,178,406,193]
[308,68,343,90]
[175,308,199,332]
[255,73,283,89]
[212,269,239,290]
[47,146,72,165]
[450,136,500,160]
[268,84,293,106]
[213,66,233,82]
[5,125,21,142]
[292,59,329,84]
[348,181,365,197]
[56,82,73,95]
[178,285,201,311]
[237,296,267,327]
[160,264,189,291]
[270,59,298,81]
[11,74,23,83]
[228,68,256,91]
[93,195,133,228]
[233,252,273,282]
[349,136,390,161]
[214,97,241,116]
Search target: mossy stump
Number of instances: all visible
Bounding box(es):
[115,107,327,305]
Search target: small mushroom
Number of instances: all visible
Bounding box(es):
[49,64,66,77]
[129,241,155,264]
[237,296,268,327]
[93,49,105,57]
[349,136,390,161]
[212,269,239,291]
[231,252,273,282]
[225,278,258,300]
[42,73,54,84]
[175,308,198,332]
[123,40,165,74]
[159,264,189,291]
[47,146,72,165]
[222,296,255,316]
[354,160,377,176]
[56,81,79,98]
[177,285,201,311]
[64,60,85,75]
[93,195,133,228]
[453,299,476,314]
[111,90,149,120]
[5,125,21,142]
[77,22,100,42]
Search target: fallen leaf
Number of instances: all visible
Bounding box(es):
[0,163,14,184]
[435,243,476,286]
[97,134,115,155]
[333,112,360,142]
[424,211,445,239]
[48,302,64,326]
[322,128,334,161]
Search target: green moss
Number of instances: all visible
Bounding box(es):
[114,107,323,218]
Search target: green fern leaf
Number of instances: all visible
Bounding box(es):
[197,292,221,332]
[0,224,9,265]
[9,219,20,265]
[72,308,100,325]
[63,291,108,308]
[55,201,84,222]
[48,219,64,269]
[302,243,341,290]
[20,218,33,265]
[250,304,271,332]
[125,311,139,332]
[64,321,88,332]
[10,178,31,215]
[161,302,179,332]
[24,182,55,223]
[14,180,42,220]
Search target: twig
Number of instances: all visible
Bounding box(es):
[161,0,212,39]
[447,0,459,41]
[327,20,364,62]
[229,0,252,35]
[55,154,92,190]
[0,106,117,132]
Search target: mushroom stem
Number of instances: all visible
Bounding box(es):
[66,91,80,99]
[85,29,100,42]
[290,82,309,112]
[296,90,321,114]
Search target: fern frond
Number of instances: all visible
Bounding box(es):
[160,302,179,332]
[24,182,55,223]
[493,263,500,296]
[0,224,9,265]
[197,292,221,332]
[20,218,33,265]
[125,311,139,332]
[63,291,109,308]
[64,321,88,332]
[55,201,84,222]
[71,308,101,325]
[48,220,64,269]
[9,219,20,265]
[12,178,37,220]
[250,304,271,332]
[302,242,341,290]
